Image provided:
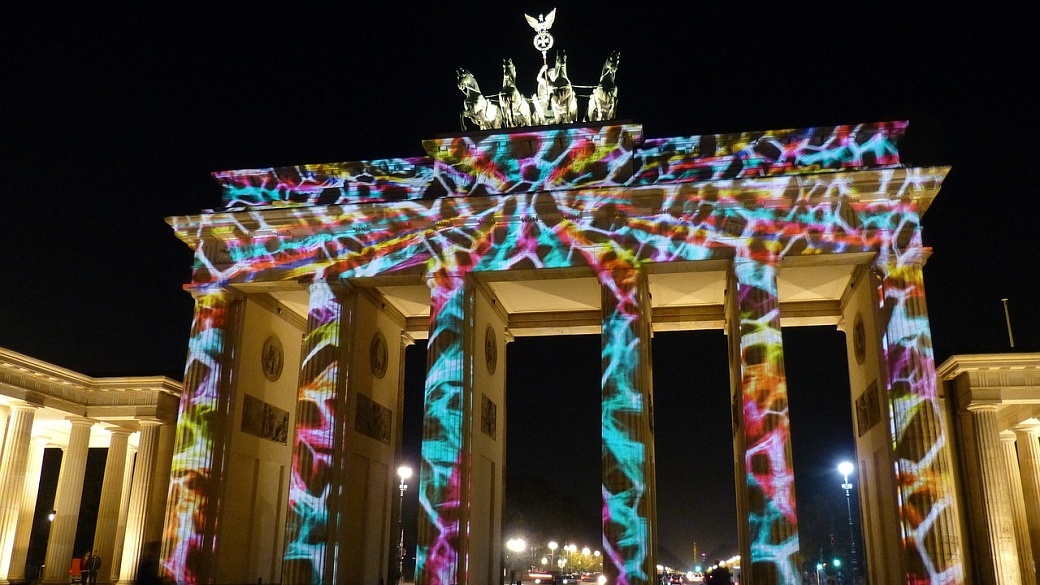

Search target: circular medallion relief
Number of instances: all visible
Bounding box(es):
[370,330,388,378]
[853,313,867,365]
[261,335,284,381]
[485,326,498,375]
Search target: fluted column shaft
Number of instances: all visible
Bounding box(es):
[8,436,49,581]
[0,406,10,463]
[963,405,1021,584]
[109,444,137,583]
[282,281,357,585]
[43,418,94,584]
[598,265,656,585]
[145,424,175,545]
[730,256,800,585]
[875,251,964,582]
[1001,431,1036,585]
[160,287,242,584]
[0,406,39,582]
[93,428,131,585]
[415,273,469,585]
[1017,427,1040,576]
[117,421,161,585]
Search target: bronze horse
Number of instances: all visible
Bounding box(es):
[457,69,502,130]
[548,51,577,124]
[499,59,531,128]
[587,50,620,122]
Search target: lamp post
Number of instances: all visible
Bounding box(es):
[506,538,526,585]
[397,465,412,585]
[547,541,558,570]
[838,461,857,582]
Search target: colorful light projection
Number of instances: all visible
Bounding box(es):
[414,273,468,585]
[283,281,352,584]
[161,288,239,584]
[166,121,961,585]
[211,122,905,208]
[876,251,963,583]
[733,256,800,582]
[599,265,653,585]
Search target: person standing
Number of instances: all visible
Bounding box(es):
[79,552,92,584]
[88,550,102,585]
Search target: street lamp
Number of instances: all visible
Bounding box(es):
[397,465,412,585]
[47,509,56,522]
[506,538,526,584]
[838,461,857,581]
[548,541,558,569]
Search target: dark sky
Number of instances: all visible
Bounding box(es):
[4,1,1038,570]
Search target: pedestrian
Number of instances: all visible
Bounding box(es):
[88,549,102,585]
[80,552,92,585]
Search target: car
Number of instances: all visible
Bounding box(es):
[666,574,685,585]
[560,574,582,585]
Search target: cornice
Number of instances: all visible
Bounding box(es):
[0,346,181,412]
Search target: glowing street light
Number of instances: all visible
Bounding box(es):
[397,465,412,584]
[838,461,857,580]
[548,541,558,568]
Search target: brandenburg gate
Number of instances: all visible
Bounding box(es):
[157,13,967,584]
[160,115,965,584]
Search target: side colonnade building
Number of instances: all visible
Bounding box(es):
[159,119,993,585]
[0,345,180,585]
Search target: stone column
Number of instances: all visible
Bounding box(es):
[598,265,657,585]
[962,404,1021,583]
[283,280,357,585]
[93,427,131,585]
[1002,431,1036,585]
[0,405,10,463]
[42,418,94,585]
[0,404,38,583]
[7,436,49,581]
[109,443,137,583]
[729,256,801,585]
[1017,425,1040,577]
[414,272,471,585]
[117,421,161,585]
[875,251,964,581]
[160,287,243,584]
[145,423,175,545]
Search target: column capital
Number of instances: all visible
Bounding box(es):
[1001,430,1019,443]
[105,425,134,438]
[66,417,95,428]
[6,401,42,413]
[186,283,242,301]
[135,418,164,429]
[965,402,1000,413]
[873,246,931,272]
[1013,420,1040,435]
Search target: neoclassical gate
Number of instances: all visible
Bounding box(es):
[160,120,965,585]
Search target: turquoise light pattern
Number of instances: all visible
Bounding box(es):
[283,281,349,584]
[165,121,962,585]
[733,256,800,582]
[415,273,468,585]
[600,266,652,585]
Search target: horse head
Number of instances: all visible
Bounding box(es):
[587,51,621,122]
[551,50,569,85]
[457,68,480,96]
[601,50,620,84]
[502,59,517,86]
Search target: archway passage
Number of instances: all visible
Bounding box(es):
[161,121,965,585]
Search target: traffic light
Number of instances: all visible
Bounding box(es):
[833,559,841,568]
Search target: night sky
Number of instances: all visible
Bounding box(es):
[4,1,1038,570]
